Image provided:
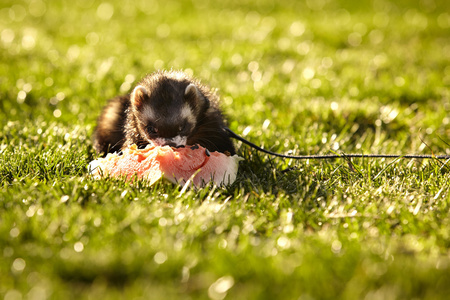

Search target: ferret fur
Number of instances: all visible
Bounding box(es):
[93,70,235,156]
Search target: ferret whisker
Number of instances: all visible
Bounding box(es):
[194,128,224,134]
[111,138,126,149]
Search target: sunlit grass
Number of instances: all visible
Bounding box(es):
[1,0,450,299]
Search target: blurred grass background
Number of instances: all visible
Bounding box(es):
[1,0,450,299]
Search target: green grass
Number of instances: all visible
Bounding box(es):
[1,0,450,299]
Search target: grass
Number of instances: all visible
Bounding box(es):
[1,0,450,299]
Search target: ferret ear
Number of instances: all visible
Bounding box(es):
[131,85,148,108]
[184,83,200,98]
[185,83,209,108]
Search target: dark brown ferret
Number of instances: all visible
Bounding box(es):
[93,70,235,156]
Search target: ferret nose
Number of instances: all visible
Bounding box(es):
[154,137,186,147]
[161,138,179,147]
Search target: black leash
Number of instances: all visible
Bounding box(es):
[225,127,450,160]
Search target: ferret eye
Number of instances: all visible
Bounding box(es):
[147,125,158,134]
[178,123,187,133]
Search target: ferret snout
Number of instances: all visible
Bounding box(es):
[159,139,177,147]
[153,136,187,147]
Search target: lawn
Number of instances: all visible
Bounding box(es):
[1,0,450,299]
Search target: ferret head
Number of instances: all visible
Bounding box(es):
[130,72,209,147]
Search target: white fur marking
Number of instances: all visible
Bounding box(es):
[180,105,196,125]
[142,105,155,120]
[171,136,187,146]
[153,136,187,147]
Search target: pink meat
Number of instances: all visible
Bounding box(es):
[89,144,242,187]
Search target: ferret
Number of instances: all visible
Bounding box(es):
[93,70,236,156]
